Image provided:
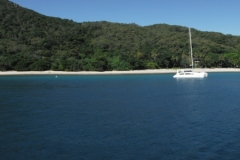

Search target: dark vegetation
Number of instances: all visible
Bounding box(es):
[1,0,240,71]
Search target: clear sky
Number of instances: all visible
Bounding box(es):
[10,0,240,36]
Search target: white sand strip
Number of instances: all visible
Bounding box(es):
[0,68,240,76]
[200,68,240,72]
[0,69,176,75]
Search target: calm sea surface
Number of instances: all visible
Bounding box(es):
[1,73,240,159]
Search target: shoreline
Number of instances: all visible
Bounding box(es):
[1,68,240,76]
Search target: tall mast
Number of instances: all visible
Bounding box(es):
[189,28,193,69]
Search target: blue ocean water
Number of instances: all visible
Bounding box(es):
[1,73,240,159]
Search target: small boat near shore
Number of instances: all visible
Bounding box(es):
[173,28,208,78]
[173,69,207,78]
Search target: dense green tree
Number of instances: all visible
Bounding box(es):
[29,59,51,71]
[224,53,240,67]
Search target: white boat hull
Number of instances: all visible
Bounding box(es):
[173,69,208,78]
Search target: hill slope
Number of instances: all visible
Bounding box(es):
[1,0,240,71]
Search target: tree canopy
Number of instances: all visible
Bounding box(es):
[1,0,240,71]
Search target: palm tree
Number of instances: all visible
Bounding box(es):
[180,53,190,68]
[218,54,225,68]
[198,52,206,67]
[204,56,211,67]
[171,55,179,68]
[232,58,239,68]
[151,50,158,62]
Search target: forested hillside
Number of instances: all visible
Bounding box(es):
[1,0,240,71]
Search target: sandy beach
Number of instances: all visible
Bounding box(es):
[1,68,240,76]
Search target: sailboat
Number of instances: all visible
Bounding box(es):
[173,28,208,78]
